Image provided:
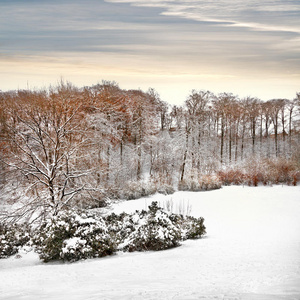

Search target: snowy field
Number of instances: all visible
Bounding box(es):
[1,185,300,300]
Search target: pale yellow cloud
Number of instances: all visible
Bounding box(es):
[1,0,299,105]
[1,52,299,105]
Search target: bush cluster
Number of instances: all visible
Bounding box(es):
[218,158,299,186]
[178,175,221,191]
[106,202,183,252]
[105,181,175,201]
[0,223,30,258]
[32,212,115,262]
[156,184,176,195]
[121,181,158,200]
[106,202,205,252]
[1,202,204,262]
[171,214,206,240]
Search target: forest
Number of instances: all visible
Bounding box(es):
[0,81,299,222]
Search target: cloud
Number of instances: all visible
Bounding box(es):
[105,0,300,34]
[1,0,299,103]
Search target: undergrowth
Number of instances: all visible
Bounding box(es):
[217,158,299,186]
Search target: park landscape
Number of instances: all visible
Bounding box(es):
[1,0,300,299]
[0,83,299,299]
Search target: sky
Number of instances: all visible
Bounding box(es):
[0,0,299,105]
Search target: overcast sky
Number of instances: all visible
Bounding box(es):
[1,0,299,104]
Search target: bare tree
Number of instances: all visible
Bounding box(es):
[0,83,94,222]
[261,101,273,157]
[269,99,285,157]
[213,93,236,164]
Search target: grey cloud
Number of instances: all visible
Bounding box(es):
[102,0,300,72]
[0,0,169,54]
[1,0,299,101]
[105,0,300,33]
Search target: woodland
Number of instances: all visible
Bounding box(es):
[0,81,299,223]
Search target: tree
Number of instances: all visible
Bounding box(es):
[0,83,95,222]
[213,93,236,164]
[269,99,285,157]
[184,90,213,172]
[261,100,273,157]
[243,97,260,155]
[85,82,126,186]
[126,89,159,181]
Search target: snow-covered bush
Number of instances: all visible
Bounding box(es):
[149,171,175,195]
[157,184,175,195]
[167,214,206,240]
[99,180,175,202]
[0,223,30,258]
[199,175,222,190]
[218,158,299,186]
[111,202,182,252]
[33,211,115,262]
[178,179,201,192]
[105,202,206,252]
[32,202,206,262]
[121,181,158,200]
[183,216,206,240]
[265,158,299,185]
[113,180,175,200]
[178,175,221,191]
[217,169,246,186]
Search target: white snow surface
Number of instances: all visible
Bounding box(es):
[1,185,300,300]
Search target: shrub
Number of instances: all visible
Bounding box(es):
[105,202,206,252]
[183,216,206,240]
[104,212,134,247]
[32,202,206,262]
[291,171,300,186]
[33,211,115,262]
[121,181,158,200]
[178,175,221,191]
[0,223,30,258]
[217,169,245,185]
[150,172,175,195]
[217,158,299,186]
[168,214,206,240]
[266,158,298,185]
[199,175,222,190]
[157,184,175,195]
[106,202,182,252]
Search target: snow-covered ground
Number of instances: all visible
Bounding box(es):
[1,185,300,300]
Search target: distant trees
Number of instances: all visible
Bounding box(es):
[0,81,299,221]
[176,90,299,182]
[180,90,213,180]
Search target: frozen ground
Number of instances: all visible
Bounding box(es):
[0,185,300,300]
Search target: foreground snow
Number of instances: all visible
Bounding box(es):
[1,185,300,300]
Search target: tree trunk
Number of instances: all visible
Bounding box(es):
[252,118,256,155]
[229,125,232,163]
[274,116,278,157]
[289,109,293,154]
[180,128,189,182]
[241,123,245,160]
[106,145,110,184]
[137,144,142,180]
[220,117,225,164]
[235,122,239,162]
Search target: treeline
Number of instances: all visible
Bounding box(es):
[0,81,299,221]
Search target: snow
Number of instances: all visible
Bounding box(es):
[61,237,87,254]
[1,185,300,300]
[74,215,97,225]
